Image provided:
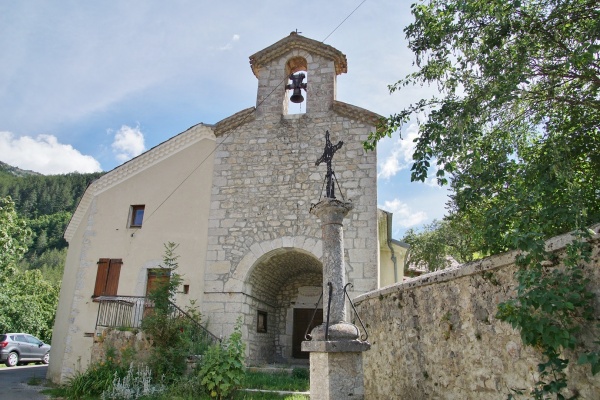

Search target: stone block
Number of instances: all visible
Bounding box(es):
[207,261,231,275]
[204,280,224,292]
[307,350,368,400]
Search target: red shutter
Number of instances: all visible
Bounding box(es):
[105,259,122,296]
[93,259,110,297]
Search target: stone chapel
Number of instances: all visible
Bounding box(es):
[48,32,407,383]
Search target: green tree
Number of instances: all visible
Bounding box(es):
[366,0,599,396]
[0,196,32,278]
[0,196,58,342]
[0,269,60,342]
[402,218,481,272]
[20,248,67,285]
[142,242,190,381]
[366,0,599,248]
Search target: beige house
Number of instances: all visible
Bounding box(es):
[48,33,406,383]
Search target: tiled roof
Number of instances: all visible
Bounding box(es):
[249,32,347,78]
[214,107,256,137]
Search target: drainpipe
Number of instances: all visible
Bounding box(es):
[386,211,398,283]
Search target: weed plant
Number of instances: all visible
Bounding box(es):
[198,317,246,399]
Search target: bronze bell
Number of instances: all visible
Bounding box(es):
[290,88,304,103]
[286,73,307,104]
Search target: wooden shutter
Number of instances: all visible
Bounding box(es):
[104,259,122,296]
[93,258,110,297]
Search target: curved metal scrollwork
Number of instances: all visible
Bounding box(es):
[304,290,324,341]
[344,283,369,341]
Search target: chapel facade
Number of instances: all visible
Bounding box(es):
[48,33,403,383]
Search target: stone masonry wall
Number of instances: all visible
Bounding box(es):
[203,47,379,346]
[355,228,600,399]
[90,329,153,366]
[203,108,378,355]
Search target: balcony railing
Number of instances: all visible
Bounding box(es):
[94,295,221,353]
[95,295,147,329]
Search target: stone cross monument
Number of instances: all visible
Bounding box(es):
[303,131,371,400]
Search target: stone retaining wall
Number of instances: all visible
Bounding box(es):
[354,228,600,399]
[91,329,152,366]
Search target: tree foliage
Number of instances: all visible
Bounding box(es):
[366,0,599,396]
[0,196,59,342]
[402,218,481,272]
[0,196,32,278]
[366,0,600,252]
[0,269,60,342]
[0,164,102,278]
[0,165,103,218]
[142,242,211,383]
[0,166,99,340]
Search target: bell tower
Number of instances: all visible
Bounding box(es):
[249,32,348,117]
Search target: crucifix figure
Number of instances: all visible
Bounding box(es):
[316,130,343,199]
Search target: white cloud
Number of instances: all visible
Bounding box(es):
[219,34,240,51]
[111,125,146,163]
[0,131,102,174]
[379,198,428,229]
[377,123,419,179]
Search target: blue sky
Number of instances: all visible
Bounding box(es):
[0,0,449,238]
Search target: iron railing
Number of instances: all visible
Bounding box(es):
[94,295,221,353]
[95,295,147,329]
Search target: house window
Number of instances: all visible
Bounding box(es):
[129,205,145,227]
[257,310,268,333]
[93,258,122,297]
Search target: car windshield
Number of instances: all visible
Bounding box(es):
[0,335,6,341]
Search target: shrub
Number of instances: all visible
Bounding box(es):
[101,362,165,399]
[198,317,245,399]
[142,242,189,381]
[65,357,127,399]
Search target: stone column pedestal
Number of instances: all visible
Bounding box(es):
[304,198,370,400]
[303,341,371,400]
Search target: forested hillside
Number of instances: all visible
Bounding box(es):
[0,161,103,273]
[0,162,103,341]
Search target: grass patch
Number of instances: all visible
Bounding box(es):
[234,392,309,399]
[27,375,44,386]
[242,370,309,392]
[41,386,76,398]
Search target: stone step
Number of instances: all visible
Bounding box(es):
[247,363,308,375]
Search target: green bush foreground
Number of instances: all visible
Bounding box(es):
[43,369,309,400]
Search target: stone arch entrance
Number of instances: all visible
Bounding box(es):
[245,247,322,365]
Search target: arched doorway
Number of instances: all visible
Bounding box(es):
[245,247,322,365]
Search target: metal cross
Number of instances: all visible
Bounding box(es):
[316,130,343,198]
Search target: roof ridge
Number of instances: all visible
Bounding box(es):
[249,32,347,78]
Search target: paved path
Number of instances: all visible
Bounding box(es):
[0,365,50,400]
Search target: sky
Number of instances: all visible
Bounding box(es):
[0,0,449,238]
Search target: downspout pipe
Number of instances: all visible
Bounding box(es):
[385,211,398,283]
